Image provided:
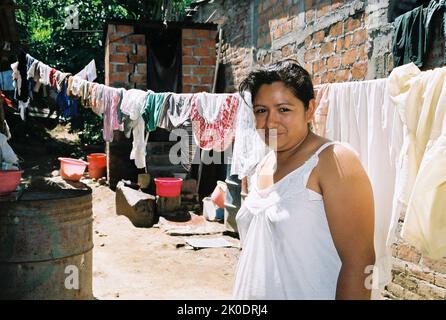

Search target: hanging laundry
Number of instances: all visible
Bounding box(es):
[38,62,52,86]
[0,70,14,91]
[54,71,71,93]
[75,59,97,82]
[392,0,446,68]
[230,92,268,179]
[194,92,232,123]
[312,84,330,137]
[102,86,123,142]
[385,63,446,259]
[121,114,148,169]
[120,89,150,121]
[190,94,240,152]
[325,78,404,298]
[158,93,194,130]
[18,99,30,121]
[57,81,78,119]
[143,92,169,132]
[10,61,21,97]
[17,51,29,102]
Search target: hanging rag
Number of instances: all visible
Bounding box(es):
[190,94,240,152]
[57,81,78,119]
[38,62,52,86]
[120,89,150,121]
[230,92,268,179]
[121,113,148,169]
[102,86,123,142]
[143,92,169,132]
[312,84,330,137]
[325,78,404,298]
[158,93,194,130]
[75,59,97,82]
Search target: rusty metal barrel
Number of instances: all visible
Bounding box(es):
[0,189,93,299]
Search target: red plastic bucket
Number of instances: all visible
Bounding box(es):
[87,153,106,179]
[154,178,183,197]
[0,170,23,195]
[58,157,89,181]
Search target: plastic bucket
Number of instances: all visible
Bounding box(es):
[87,153,106,179]
[211,181,227,208]
[0,170,23,195]
[154,178,183,197]
[58,157,89,182]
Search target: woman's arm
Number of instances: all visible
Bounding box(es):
[318,144,376,300]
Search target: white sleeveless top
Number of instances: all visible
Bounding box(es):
[233,142,342,300]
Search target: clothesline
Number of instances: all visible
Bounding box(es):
[10,52,267,179]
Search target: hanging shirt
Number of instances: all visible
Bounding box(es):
[75,59,97,82]
[158,93,194,130]
[121,114,148,169]
[38,62,52,86]
[120,89,150,121]
[325,78,404,298]
[102,86,123,142]
[143,92,169,132]
[0,71,14,91]
[233,142,342,299]
[312,84,330,137]
[230,92,268,179]
[386,63,446,259]
[57,81,78,119]
[190,94,239,152]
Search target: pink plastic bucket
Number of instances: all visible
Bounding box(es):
[154,178,183,197]
[58,157,89,181]
[0,170,23,195]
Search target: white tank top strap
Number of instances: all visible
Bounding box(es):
[301,141,338,188]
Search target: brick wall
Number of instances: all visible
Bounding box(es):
[182,28,217,93]
[105,24,147,90]
[194,0,446,299]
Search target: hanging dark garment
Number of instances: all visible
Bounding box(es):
[146,28,182,93]
[388,0,431,22]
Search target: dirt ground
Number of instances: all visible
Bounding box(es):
[91,184,240,300]
[8,117,240,300]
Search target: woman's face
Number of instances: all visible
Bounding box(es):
[253,81,315,151]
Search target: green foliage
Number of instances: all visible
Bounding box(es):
[14,0,193,145]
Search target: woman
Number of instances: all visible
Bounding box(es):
[233,60,375,300]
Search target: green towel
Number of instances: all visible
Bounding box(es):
[143,93,168,132]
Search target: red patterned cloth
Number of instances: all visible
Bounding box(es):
[49,68,57,88]
[190,94,240,152]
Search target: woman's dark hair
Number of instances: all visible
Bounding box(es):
[239,59,315,109]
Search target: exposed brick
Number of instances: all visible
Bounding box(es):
[282,44,293,57]
[320,42,334,57]
[352,61,367,80]
[304,63,312,74]
[335,37,344,53]
[335,69,349,82]
[137,45,147,56]
[345,16,361,33]
[312,74,321,85]
[417,281,446,300]
[183,39,199,46]
[313,60,326,74]
[304,35,312,48]
[385,282,405,299]
[352,29,368,45]
[194,47,210,57]
[342,48,357,66]
[332,0,343,10]
[183,56,198,65]
[194,66,213,75]
[421,257,446,274]
[195,29,210,38]
[135,63,147,74]
[128,34,146,45]
[393,273,418,291]
[304,48,317,62]
[200,39,215,48]
[199,76,213,84]
[129,74,146,84]
[182,29,194,38]
[200,57,216,66]
[182,47,193,56]
[115,44,134,53]
[313,30,325,44]
[183,66,193,75]
[108,32,128,43]
[344,34,352,49]
[193,85,212,92]
[321,70,335,83]
[305,9,316,23]
[397,244,422,264]
[358,43,369,61]
[406,262,436,283]
[183,84,193,93]
[116,24,134,34]
[128,54,146,64]
[183,75,199,85]
[110,54,128,63]
[317,2,330,18]
[114,64,133,73]
[434,274,446,289]
[327,56,341,69]
[329,22,343,37]
[110,73,128,83]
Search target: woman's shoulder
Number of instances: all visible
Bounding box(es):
[317,142,365,178]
